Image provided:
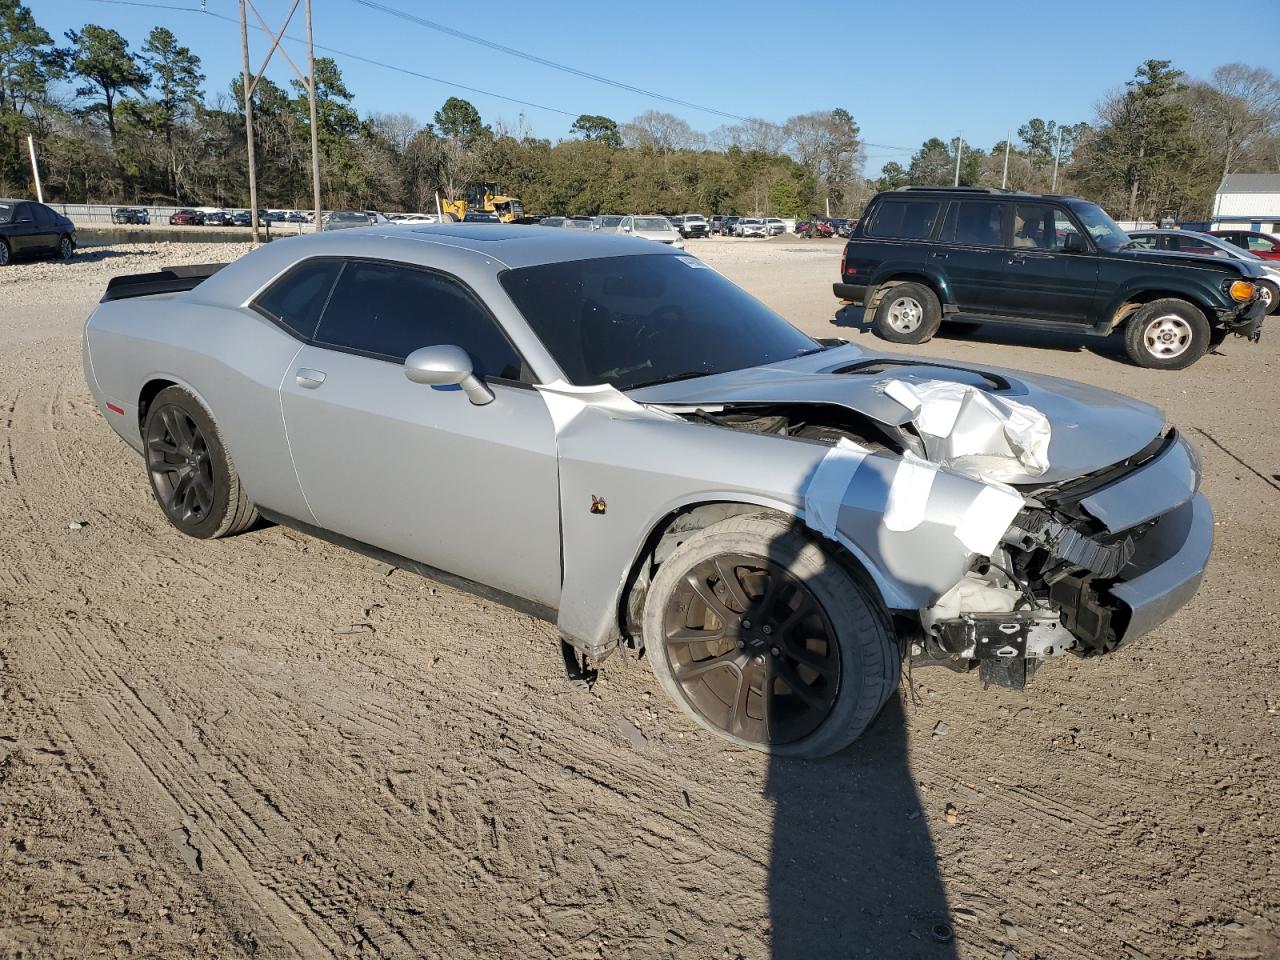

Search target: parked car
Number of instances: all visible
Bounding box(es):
[827,218,851,237]
[462,211,501,223]
[764,218,786,236]
[1128,228,1280,314]
[710,215,727,235]
[538,217,566,228]
[592,215,625,232]
[565,217,595,231]
[84,225,1214,757]
[321,211,374,231]
[618,215,685,249]
[671,214,709,239]
[736,218,767,238]
[835,186,1266,369]
[203,210,233,227]
[1210,229,1280,261]
[112,207,150,225]
[721,215,742,237]
[169,209,204,226]
[391,214,441,225]
[0,198,76,265]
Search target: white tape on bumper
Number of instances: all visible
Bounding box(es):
[883,452,939,532]
[954,484,1025,556]
[803,438,869,539]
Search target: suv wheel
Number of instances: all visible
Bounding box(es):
[873,282,942,344]
[1258,280,1279,315]
[1123,299,1210,370]
[642,514,899,757]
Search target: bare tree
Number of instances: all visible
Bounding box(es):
[621,110,704,153]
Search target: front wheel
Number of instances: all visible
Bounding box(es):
[873,282,942,344]
[57,234,74,260]
[642,514,900,757]
[143,386,259,539]
[1123,299,1210,370]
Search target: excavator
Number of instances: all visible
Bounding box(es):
[439,182,524,222]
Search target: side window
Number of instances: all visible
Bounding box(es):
[13,203,32,223]
[33,204,54,227]
[941,201,1004,246]
[1011,203,1070,250]
[1247,236,1275,252]
[1127,234,1157,249]
[315,260,525,381]
[253,258,343,339]
[867,199,941,240]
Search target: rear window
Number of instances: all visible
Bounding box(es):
[253,258,342,339]
[867,199,942,240]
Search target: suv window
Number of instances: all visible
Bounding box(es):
[1011,203,1079,251]
[867,199,941,240]
[941,200,1004,246]
[33,204,55,227]
[315,260,525,380]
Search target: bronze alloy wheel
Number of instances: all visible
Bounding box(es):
[145,402,216,526]
[661,552,841,745]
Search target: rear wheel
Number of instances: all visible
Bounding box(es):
[873,282,942,344]
[0,239,10,266]
[143,386,258,539]
[1123,299,1210,370]
[642,514,899,757]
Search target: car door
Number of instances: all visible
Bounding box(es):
[930,198,1009,314]
[279,258,562,608]
[990,201,1097,322]
[28,204,56,251]
[8,203,41,254]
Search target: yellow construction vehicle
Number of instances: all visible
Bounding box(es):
[439,182,525,222]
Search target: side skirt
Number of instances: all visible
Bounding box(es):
[258,508,559,625]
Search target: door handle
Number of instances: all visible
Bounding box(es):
[295,368,326,388]
[1006,254,1027,265]
[930,251,948,260]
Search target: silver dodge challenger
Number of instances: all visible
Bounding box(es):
[84,225,1213,757]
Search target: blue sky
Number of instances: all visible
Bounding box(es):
[42,0,1280,174]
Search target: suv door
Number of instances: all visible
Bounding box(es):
[279,259,561,607]
[991,201,1097,322]
[930,198,1009,315]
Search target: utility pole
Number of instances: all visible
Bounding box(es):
[239,0,259,242]
[953,134,964,187]
[238,0,318,242]
[1001,131,1011,190]
[1051,126,1064,192]
[27,135,43,202]
[306,0,321,229]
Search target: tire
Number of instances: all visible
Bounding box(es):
[142,386,258,539]
[1259,280,1279,316]
[1123,299,1210,370]
[57,234,73,260]
[873,282,943,344]
[642,514,900,758]
[0,239,10,267]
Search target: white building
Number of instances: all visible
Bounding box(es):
[1211,173,1280,232]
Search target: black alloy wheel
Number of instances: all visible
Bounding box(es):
[146,403,216,527]
[661,552,841,745]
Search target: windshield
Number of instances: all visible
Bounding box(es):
[500,253,818,390]
[634,217,671,231]
[566,219,593,230]
[596,215,623,227]
[1067,200,1129,251]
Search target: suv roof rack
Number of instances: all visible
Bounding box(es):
[892,186,1017,195]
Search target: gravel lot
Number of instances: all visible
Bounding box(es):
[1,236,1278,960]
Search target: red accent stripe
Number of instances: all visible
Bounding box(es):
[105,402,124,415]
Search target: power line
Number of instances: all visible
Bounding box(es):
[84,0,580,117]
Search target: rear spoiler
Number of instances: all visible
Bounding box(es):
[100,263,227,303]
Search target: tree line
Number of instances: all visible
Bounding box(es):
[3,1,1278,222]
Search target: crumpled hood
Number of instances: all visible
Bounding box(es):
[628,345,1166,484]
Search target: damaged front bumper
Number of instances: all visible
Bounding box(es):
[1219,296,1267,343]
[918,430,1213,687]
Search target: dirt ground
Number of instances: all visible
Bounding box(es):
[1,236,1277,960]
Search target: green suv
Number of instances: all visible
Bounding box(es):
[833,187,1266,369]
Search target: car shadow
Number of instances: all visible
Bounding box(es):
[67,247,160,263]
[766,695,955,959]
[832,304,1127,361]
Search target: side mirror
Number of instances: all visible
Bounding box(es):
[1062,232,1087,253]
[404,344,494,406]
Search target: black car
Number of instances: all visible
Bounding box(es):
[111,207,150,225]
[834,186,1267,369]
[202,210,233,226]
[0,199,76,266]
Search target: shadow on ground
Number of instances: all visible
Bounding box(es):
[832,303,1129,362]
[766,696,956,959]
